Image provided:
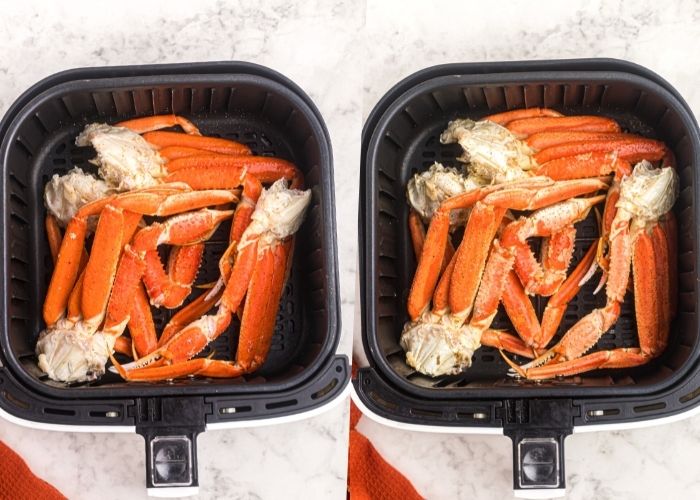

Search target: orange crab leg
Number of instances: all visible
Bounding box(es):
[481,330,538,359]
[165,155,303,189]
[506,115,621,138]
[534,138,667,164]
[432,251,456,315]
[526,132,633,151]
[539,241,598,347]
[142,131,251,156]
[408,209,426,258]
[45,215,62,264]
[114,336,133,358]
[449,203,507,320]
[127,283,158,358]
[661,212,678,319]
[515,348,648,380]
[43,216,88,325]
[533,152,630,181]
[501,270,541,348]
[158,287,224,348]
[80,205,125,328]
[230,175,263,248]
[159,146,230,162]
[112,356,246,381]
[117,114,201,135]
[142,243,205,308]
[483,108,562,126]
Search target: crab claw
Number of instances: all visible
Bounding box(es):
[400,313,481,377]
[36,319,116,383]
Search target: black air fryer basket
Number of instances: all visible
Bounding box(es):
[356,59,700,496]
[0,62,348,495]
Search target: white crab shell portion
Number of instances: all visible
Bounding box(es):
[440,119,536,183]
[43,167,113,226]
[240,179,312,250]
[406,162,484,226]
[36,319,116,383]
[400,313,481,376]
[617,160,679,222]
[76,123,166,191]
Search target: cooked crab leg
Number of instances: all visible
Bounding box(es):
[534,138,667,164]
[165,155,304,189]
[501,270,542,348]
[408,209,426,259]
[159,146,229,162]
[506,116,621,138]
[114,180,310,381]
[513,163,678,379]
[533,152,630,181]
[45,215,63,264]
[116,114,201,136]
[525,132,633,150]
[142,243,205,308]
[114,336,133,357]
[483,108,563,125]
[127,283,158,358]
[142,131,251,156]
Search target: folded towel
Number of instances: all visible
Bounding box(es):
[0,440,65,500]
[348,366,423,500]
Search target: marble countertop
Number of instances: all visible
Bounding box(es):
[356,1,700,499]
[0,1,359,499]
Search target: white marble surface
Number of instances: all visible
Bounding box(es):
[356,1,700,499]
[0,1,360,499]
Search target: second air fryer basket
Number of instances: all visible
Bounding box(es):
[362,69,700,400]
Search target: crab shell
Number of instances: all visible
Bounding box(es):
[400,313,482,376]
[617,160,679,222]
[76,123,166,191]
[36,319,116,383]
[44,167,114,226]
[406,162,485,227]
[440,118,536,183]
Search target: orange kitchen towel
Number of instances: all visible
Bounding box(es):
[0,441,65,500]
[348,366,423,500]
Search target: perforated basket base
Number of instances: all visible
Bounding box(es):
[361,63,700,400]
[0,65,340,400]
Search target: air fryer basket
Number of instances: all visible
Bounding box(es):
[357,59,700,494]
[0,62,347,492]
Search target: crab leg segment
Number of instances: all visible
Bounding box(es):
[142,243,205,309]
[534,138,667,164]
[116,114,201,136]
[45,215,62,264]
[159,146,229,162]
[501,270,541,348]
[127,283,158,358]
[506,115,621,138]
[533,152,630,181]
[483,108,563,125]
[142,131,251,156]
[526,132,632,151]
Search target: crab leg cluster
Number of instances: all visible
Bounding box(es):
[37,114,310,384]
[403,107,678,379]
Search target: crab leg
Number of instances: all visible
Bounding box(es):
[539,241,598,347]
[526,132,632,151]
[127,283,158,358]
[159,146,230,162]
[534,138,667,164]
[533,152,630,181]
[408,209,426,258]
[142,243,205,308]
[117,114,201,136]
[480,330,537,359]
[165,155,303,189]
[45,215,62,264]
[158,287,224,348]
[142,131,251,156]
[506,115,621,138]
[483,108,563,126]
[501,270,541,348]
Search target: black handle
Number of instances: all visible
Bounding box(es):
[502,399,573,497]
[141,429,200,489]
[135,397,207,494]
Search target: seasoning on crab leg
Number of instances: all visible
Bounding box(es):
[116,114,202,136]
[511,163,678,379]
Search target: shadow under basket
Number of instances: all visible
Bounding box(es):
[357,59,700,495]
[0,62,347,493]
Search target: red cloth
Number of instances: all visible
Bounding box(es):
[0,441,65,500]
[348,366,423,500]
